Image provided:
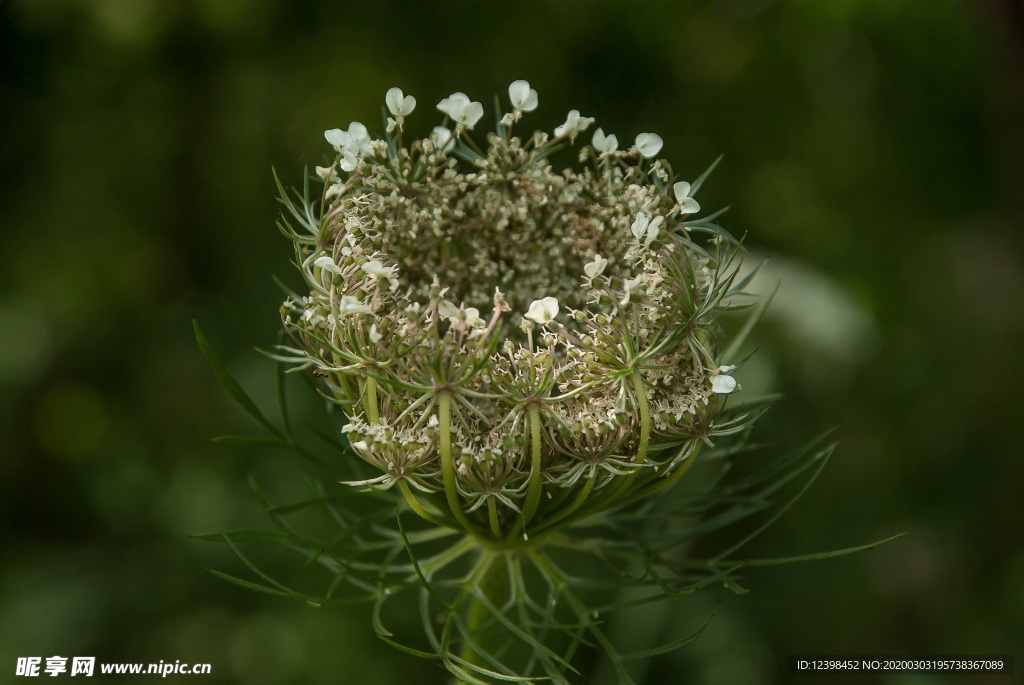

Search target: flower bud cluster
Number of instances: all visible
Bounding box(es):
[279,81,743,539]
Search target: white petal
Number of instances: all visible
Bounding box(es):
[619,275,642,307]
[338,152,358,172]
[673,181,692,202]
[644,224,660,247]
[432,126,453,149]
[635,133,663,158]
[360,259,394,278]
[347,121,367,139]
[583,254,608,279]
[438,92,473,121]
[507,79,538,112]
[436,93,460,117]
[602,132,619,153]
[678,197,701,215]
[525,297,559,324]
[509,80,531,109]
[400,94,416,115]
[464,307,484,327]
[555,109,594,138]
[520,89,538,112]
[555,110,577,137]
[386,88,415,116]
[314,256,343,275]
[710,375,737,394]
[369,324,382,344]
[438,299,459,318]
[345,121,372,156]
[631,212,649,241]
[324,128,346,151]
[386,88,404,116]
[460,101,484,127]
[338,295,371,315]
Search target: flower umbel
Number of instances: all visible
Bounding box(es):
[292,88,741,516]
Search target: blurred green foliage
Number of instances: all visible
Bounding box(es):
[1,1,1022,683]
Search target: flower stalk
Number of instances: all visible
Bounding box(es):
[520,403,544,536]
[458,552,509,684]
[439,391,477,535]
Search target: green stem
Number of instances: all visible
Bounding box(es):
[362,376,379,423]
[438,392,478,535]
[486,497,501,539]
[459,552,508,683]
[630,372,651,465]
[509,404,544,542]
[599,372,652,507]
[333,371,356,405]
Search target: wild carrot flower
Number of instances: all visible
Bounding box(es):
[197,79,854,685]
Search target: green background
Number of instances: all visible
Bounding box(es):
[1,1,1022,683]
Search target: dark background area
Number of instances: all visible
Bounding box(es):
[1,1,1022,683]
